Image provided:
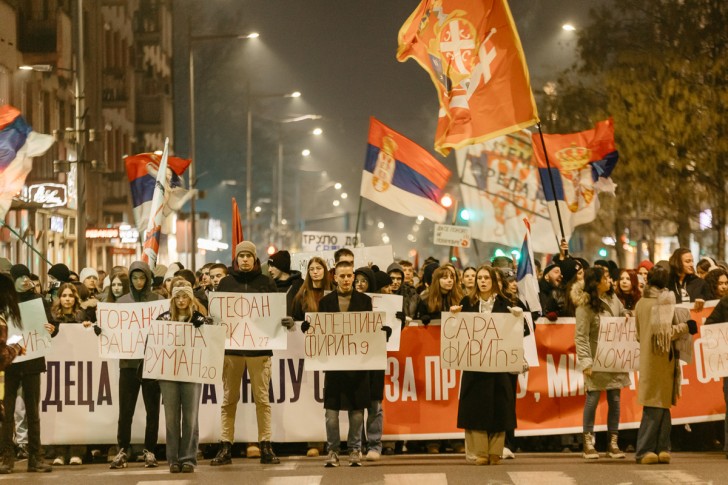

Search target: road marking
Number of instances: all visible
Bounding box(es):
[509,471,578,485]
[384,473,449,485]
[264,476,322,485]
[634,469,711,484]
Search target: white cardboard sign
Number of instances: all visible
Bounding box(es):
[208,292,288,350]
[592,316,640,372]
[96,300,170,359]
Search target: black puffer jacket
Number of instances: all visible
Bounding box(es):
[217,262,277,357]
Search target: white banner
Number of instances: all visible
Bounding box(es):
[13,299,52,363]
[368,292,403,351]
[433,223,471,248]
[592,316,640,372]
[699,322,728,379]
[440,311,524,372]
[303,311,387,370]
[143,321,226,384]
[291,245,394,275]
[208,292,287,350]
[301,231,356,252]
[96,300,170,359]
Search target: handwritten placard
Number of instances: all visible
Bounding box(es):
[12,299,52,363]
[440,312,524,372]
[699,322,728,379]
[592,317,640,372]
[143,321,225,384]
[208,292,287,350]
[97,300,170,359]
[368,293,403,352]
[303,311,387,370]
[291,245,394,274]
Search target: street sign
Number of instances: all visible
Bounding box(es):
[433,223,471,247]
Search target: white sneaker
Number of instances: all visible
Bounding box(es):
[53,456,65,466]
[502,447,515,459]
[365,450,381,461]
[69,456,82,465]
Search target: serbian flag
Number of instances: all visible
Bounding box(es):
[142,139,170,269]
[516,218,541,313]
[231,197,243,268]
[0,105,54,220]
[361,117,451,223]
[532,118,619,242]
[397,0,539,156]
[124,150,192,233]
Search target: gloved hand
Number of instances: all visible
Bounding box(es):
[546,311,558,322]
[192,314,207,328]
[93,324,102,336]
[395,311,406,327]
[508,306,524,318]
[420,315,431,326]
[382,325,392,341]
[687,319,698,335]
[281,316,295,330]
[301,320,311,333]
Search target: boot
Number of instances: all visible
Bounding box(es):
[0,452,14,474]
[607,433,625,459]
[260,441,280,465]
[27,455,52,473]
[210,441,232,466]
[582,432,599,459]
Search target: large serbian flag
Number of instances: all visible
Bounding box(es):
[142,139,170,269]
[532,118,619,242]
[0,105,54,220]
[397,0,539,156]
[361,117,451,223]
[124,151,191,234]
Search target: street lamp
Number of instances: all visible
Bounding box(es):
[188,19,258,269]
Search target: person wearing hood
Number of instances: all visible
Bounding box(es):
[572,267,630,460]
[107,261,163,470]
[211,241,293,467]
[0,265,56,473]
[354,266,376,294]
[268,250,303,316]
[388,262,420,321]
[633,265,696,464]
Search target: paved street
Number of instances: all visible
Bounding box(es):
[2,452,726,485]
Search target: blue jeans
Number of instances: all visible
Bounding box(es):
[635,407,671,459]
[325,408,364,453]
[583,389,621,433]
[366,400,383,453]
[159,381,202,467]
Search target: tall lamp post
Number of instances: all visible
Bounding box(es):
[188,16,258,268]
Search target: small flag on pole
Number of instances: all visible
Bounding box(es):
[231,197,244,268]
[516,218,541,313]
[142,138,170,270]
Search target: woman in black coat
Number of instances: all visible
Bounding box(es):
[454,265,526,466]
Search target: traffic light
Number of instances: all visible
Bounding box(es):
[458,208,471,221]
[440,193,453,208]
[598,247,608,258]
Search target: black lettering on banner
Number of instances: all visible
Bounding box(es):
[276,359,287,404]
[289,359,304,403]
[202,383,217,404]
[97,361,112,405]
[43,361,62,412]
[313,370,324,403]
[64,361,76,406]
[78,361,95,412]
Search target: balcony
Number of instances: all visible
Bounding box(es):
[102,69,129,109]
[135,95,162,131]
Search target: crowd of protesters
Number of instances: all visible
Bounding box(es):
[0,242,727,473]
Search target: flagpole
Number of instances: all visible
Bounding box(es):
[536,122,567,248]
[353,195,364,246]
[0,220,52,265]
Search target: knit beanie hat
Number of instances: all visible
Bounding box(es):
[10,264,31,281]
[235,241,257,260]
[422,262,439,286]
[543,263,559,279]
[638,260,654,272]
[48,263,71,282]
[171,285,194,299]
[268,250,291,273]
[374,270,392,290]
[559,258,582,285]
[79,267,99,282]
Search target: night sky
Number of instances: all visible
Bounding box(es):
[172,0,605,262]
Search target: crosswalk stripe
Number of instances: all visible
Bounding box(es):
[509,471,578,485]
[263,476,322,485]
[384,473,449,485]
[634,469,710,484]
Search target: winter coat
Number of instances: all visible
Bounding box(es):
[217,263,278,357]
[668,273,710,304]
[0,314,21,372]
[274,270,304,316]
[706,297,728,325]
[634,286,690,408]
[456,294,519,433]
[115,261,164,369]
[317,289,373,410]
[572,281,631,392]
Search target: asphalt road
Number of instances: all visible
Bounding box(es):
[2,452,726,485]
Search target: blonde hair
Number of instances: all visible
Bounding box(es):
[169,278,207,320]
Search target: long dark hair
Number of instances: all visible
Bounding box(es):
[705,268,728,300]
[294,257,332,313]
[583,267,606,313]
[668,247,692,283]
[425,265,463,313]
[0,273,22,329]
[467,265,503,306]
[51,283,82,320]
